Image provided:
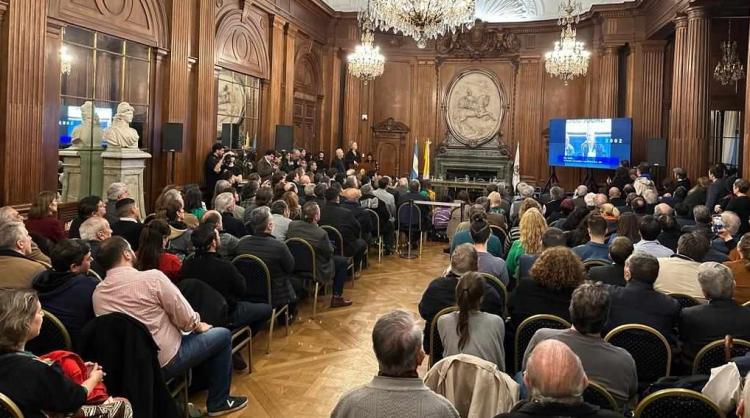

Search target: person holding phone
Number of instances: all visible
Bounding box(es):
[204,143,227,195]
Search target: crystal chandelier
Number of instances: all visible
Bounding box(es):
[348,2,385,84]
[544,0,590,85]
[713,20,745,89]
[370,0,475,49]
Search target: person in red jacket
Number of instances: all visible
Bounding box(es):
[25,191,68,243]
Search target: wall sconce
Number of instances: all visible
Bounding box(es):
[60,46,73,76]
[361,113,368,121]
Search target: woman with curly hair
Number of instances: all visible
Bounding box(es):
[508,246,585,330]
[506,208,547,281]
[281,191,301,220]
[508,198,543,242]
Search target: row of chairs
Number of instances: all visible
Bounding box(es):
[583,385,725,417]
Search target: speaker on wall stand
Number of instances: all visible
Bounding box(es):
[275,125,294,151]
[647,137,667,183]
[162,122,184,184]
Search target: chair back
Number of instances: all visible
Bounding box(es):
[232,254,273,305]
[87,269,103,282]
[605,324,672,383]
[0,392,23,418]
[397,202,422,229]
[582,381,618,411]
[693,337,750,375]
[285,238,318,282]
[429,306,458,368]
[489,225,509,258]
[321,225,345,256]
[25,310,72,356]
[514,314,571,372]
[364,209,381,238]
[478,272,508,318]
[669,293,702,309]
[634,388,724,418]
[177,278,229,327]
[583,259,611,272]
[743,300,750,307]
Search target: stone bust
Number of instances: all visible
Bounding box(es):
[103,102,139,148]
[70,101,102,149]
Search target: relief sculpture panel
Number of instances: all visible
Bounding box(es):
[445,69,505,147]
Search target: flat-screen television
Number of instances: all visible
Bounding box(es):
[548,118,632,169]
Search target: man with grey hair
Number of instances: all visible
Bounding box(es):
[679,262,750,365]
[653,202,674,217]
[237,206,298,317]
[215,191,247,238]
[572,185,588,209]
[609,187,625,207]
[332,310,459,418]
[495,340,621,418]
[0,221,47,288]
[0,206,50,264]
[545,186,565,220]
[523,283,637,409]
[705,210,742,263]
[419,243,504,361]
[682,204,712,237]
[105,182,129,225]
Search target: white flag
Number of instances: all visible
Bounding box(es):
[512,142,520,190]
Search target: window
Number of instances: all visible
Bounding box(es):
[710,110,743,168]
[216,68,262,149]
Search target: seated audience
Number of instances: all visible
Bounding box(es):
[544,186,565,222]
[135,220,182,281]
[609,187,626,207]
[237,206,298,313]
[340,187,373,243]
[604,252,681,343]
[725,233,750,303]
[270,200,292,241]
[607,212,640,245]
[494,340,621,418]
[0,206,50,264]
[0,289,133,418]
[0,221,47,288]
[517,227,566,283]
[202,210,239,259]
[683,176,710,211]
[419,244,504,357]
[319,186,368,269]
[470,213,509,285]
[92,236,247,415]
[682,204,712,238]
[675,202,695,228]
[214,192,247,238]
[705,210,740,262]
[656,214,681,252]
[184,184,207,220]
[509,247,585,331]
[572,214,610,261]
[506,208,547,279]
[724,178,750,236]
[32,239,97,349]
[24,191,66,243]
[679,262,750,365]
[286,201,353,307]
[655,231,710,300]
[104,182,129,226]
[161,199,193,256]
[523,283,638,409]
[633,215,674,258]
[588,236,634,286]
[78,216,112,260]
[331,310,459,418]
[110,198,143,251]
[68,195,107,239]
[438,272,505,371]
[451,205,504,257]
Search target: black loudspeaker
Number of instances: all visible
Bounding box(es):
[162,123,183,152]
[275,125,294,151]
[221,123,240,148]
[647,138,667,166]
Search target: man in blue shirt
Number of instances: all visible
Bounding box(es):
[572,214,610,261]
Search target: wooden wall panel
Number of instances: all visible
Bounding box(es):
[265,16,285,150]
[598,45,620,117]
[43,22,64,196]
[744,26,750,174]
[514,57,545,185]
[164,0,191,185]
[638,41,666,164]
[193,0,216,182]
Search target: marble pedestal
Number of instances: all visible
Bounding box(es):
[102,148,152,213]
[60,148,104,203]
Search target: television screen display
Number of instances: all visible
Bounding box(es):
[548,118,632,169]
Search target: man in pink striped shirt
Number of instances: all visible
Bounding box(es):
[93,236,247,416]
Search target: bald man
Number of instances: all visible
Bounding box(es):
[493,340,621,418]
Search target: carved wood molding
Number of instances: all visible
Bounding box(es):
[215,8,269,79]
[372,118,410,134]
[48,0,167,47]
[435,19,520,59]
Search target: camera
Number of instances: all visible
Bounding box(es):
[712,215,724,234]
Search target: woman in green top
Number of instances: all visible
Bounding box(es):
[185,186,206,220]
[506,207,547,280]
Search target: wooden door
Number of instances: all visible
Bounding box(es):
[293,98,316,152]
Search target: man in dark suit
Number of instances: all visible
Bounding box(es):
[706,164,727,212]
[110,198,143,251]
[679,262,750,365]
[604,252,681,343]
[319,186,368,270]
[286,202,352,307]
[214,192,247,238]
[588,236,633,287]
[544,186,565,221]
[340,187,373,244]
[681,204,712,238]
[332,148,346,173]
[256,150,276,179]
[397,179,432,235]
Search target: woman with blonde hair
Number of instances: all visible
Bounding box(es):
[281,191,301,220]
[508,246,586,330]
[25,191,68,243]
[506,207,547,280]
[508,198,543,242]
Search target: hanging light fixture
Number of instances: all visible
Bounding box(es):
[369,0,475,49]
[713,20,745,89]
[544,0,590,85]
[348,0,385,84]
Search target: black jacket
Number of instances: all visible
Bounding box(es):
[604,280,681,343]
[319,202,362,256]
[80,312,180,418]
[494,400,621,418]
[341,199,373,238]
[177,278,229,327]
[286,220,335,281]
[588,263,626,287]
[509,278,574,332]
[658,228,682,252]
[221,211,248,238]
[333,157,346,173]
[111,219,144,251]
[236,233,296,306]
[418,272,504,357]
[679,299,750,362]
[344,150,361,169]
[180,252,246,313]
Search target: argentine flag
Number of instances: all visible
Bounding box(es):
[410,139,419,180]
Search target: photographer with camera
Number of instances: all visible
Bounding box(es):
[205,143,231,195]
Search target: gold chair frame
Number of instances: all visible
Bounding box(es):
[514,314,571,372]
[428,306,458,368]
[692,337,750,375]
[604,323,672,377]
[0,392,23,418]
[634,388,725,418]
